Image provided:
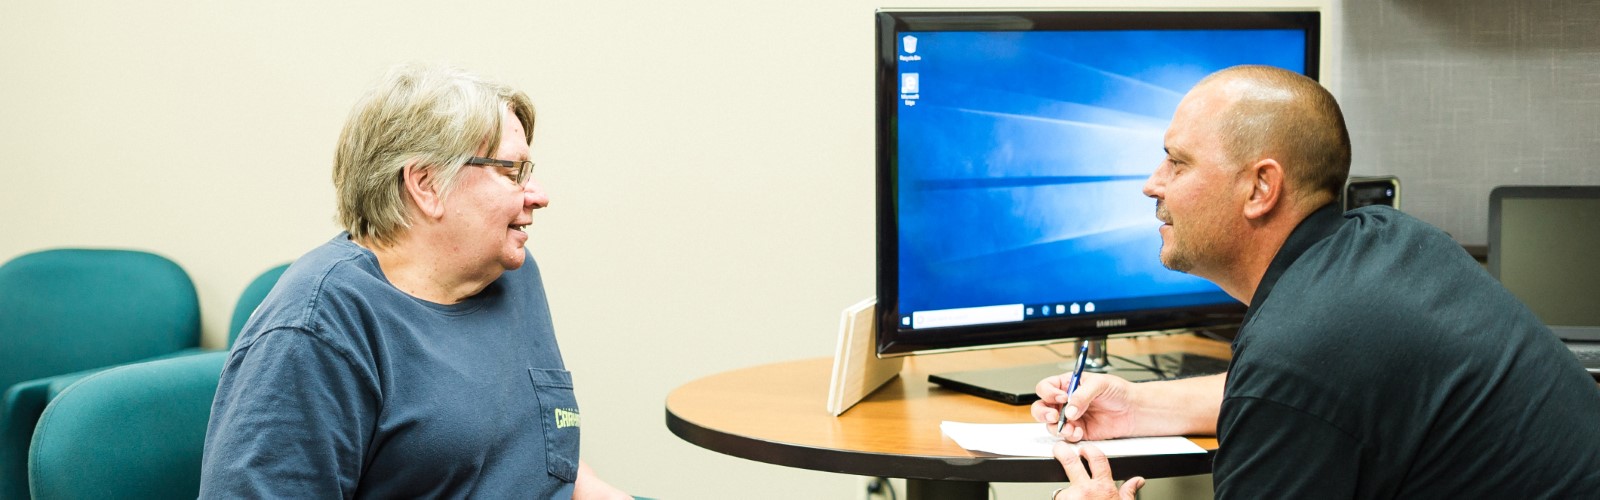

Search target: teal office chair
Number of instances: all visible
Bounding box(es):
[27,352,225,500]
[17,261,288,433]
[0,249,201,500]
[26,352,653,500]
[22,258,285,410]
[226,262,289,349]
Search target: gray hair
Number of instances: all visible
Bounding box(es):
[332,63,535,245]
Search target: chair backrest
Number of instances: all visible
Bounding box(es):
[27,352,226,500]
[227,262,290,348]
[0,249,201,390]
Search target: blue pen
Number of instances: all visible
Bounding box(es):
[1057,341,1089,434]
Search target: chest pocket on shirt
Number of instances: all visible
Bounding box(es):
[528,368,580,483]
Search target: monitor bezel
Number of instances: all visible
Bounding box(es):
[1487,185,1600,281]
[874,9,1319,357]
[1487,185,1600,337]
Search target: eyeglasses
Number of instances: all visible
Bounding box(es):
[464,157,535,185]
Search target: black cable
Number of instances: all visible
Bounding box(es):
[1108,353,1188,380]
[1042,341,1079,359]
[1193,327,1234,343]
[1108,353,1162,373]
[1148,354,1171,380]
[865,477,897,500]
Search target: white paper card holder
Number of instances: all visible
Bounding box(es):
[826,297,903,416]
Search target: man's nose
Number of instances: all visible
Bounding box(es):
[1141,172,1162,199]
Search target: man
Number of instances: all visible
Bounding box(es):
[1032,65,1600,499]
[201,64,631,499]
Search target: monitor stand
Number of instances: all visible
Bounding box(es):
[926,337,1230,405]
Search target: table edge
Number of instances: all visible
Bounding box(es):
[665,405,1216,482]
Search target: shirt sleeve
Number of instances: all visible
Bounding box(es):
[1213,396,1361,500]
[200,328,378,499]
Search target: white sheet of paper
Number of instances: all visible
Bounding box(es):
[939,421,1206,458]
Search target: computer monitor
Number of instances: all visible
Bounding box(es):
[1488,185,1600,339]
[874,10,1320,402]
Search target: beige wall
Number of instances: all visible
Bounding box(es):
[0,1,1326,498]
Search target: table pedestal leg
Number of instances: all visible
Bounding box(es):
[905,479,988,500]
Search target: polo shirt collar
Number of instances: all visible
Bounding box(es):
[1241,202,1343,327]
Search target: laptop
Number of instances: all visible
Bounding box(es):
[1488,186,1600,376]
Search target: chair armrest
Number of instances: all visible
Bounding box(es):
[44,348,215,399]
[2,379,56,500]
[1,347,219,499]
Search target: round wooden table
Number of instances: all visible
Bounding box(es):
[666,334,1229,499]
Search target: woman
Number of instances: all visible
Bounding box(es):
[201,64,628,499]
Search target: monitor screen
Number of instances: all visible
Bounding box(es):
[1489,186,1600,329]
[875,10,1319,356]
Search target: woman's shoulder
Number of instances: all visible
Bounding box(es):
[234,236,388,351]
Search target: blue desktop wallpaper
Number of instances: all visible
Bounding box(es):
[895,29,1305,319]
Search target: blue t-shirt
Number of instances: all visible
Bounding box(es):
[201,234,579,499]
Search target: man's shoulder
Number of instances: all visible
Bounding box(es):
[1246,206,1498,353]
[1275,206,1480,310]
[1332,206,1461,256]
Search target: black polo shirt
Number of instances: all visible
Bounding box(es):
[1214,204,1600,499]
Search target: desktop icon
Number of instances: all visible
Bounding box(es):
[1085,302,1096,313]
[903,35,918,54]
[1070,303,1081,315]
[900,73,919,94]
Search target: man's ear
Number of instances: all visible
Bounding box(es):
[1242,158,1283,220]
[401,161,446,220]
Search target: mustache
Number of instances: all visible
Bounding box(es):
[1156,202,1172,224]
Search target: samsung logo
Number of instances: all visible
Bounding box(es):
[1095,318,1127,328]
